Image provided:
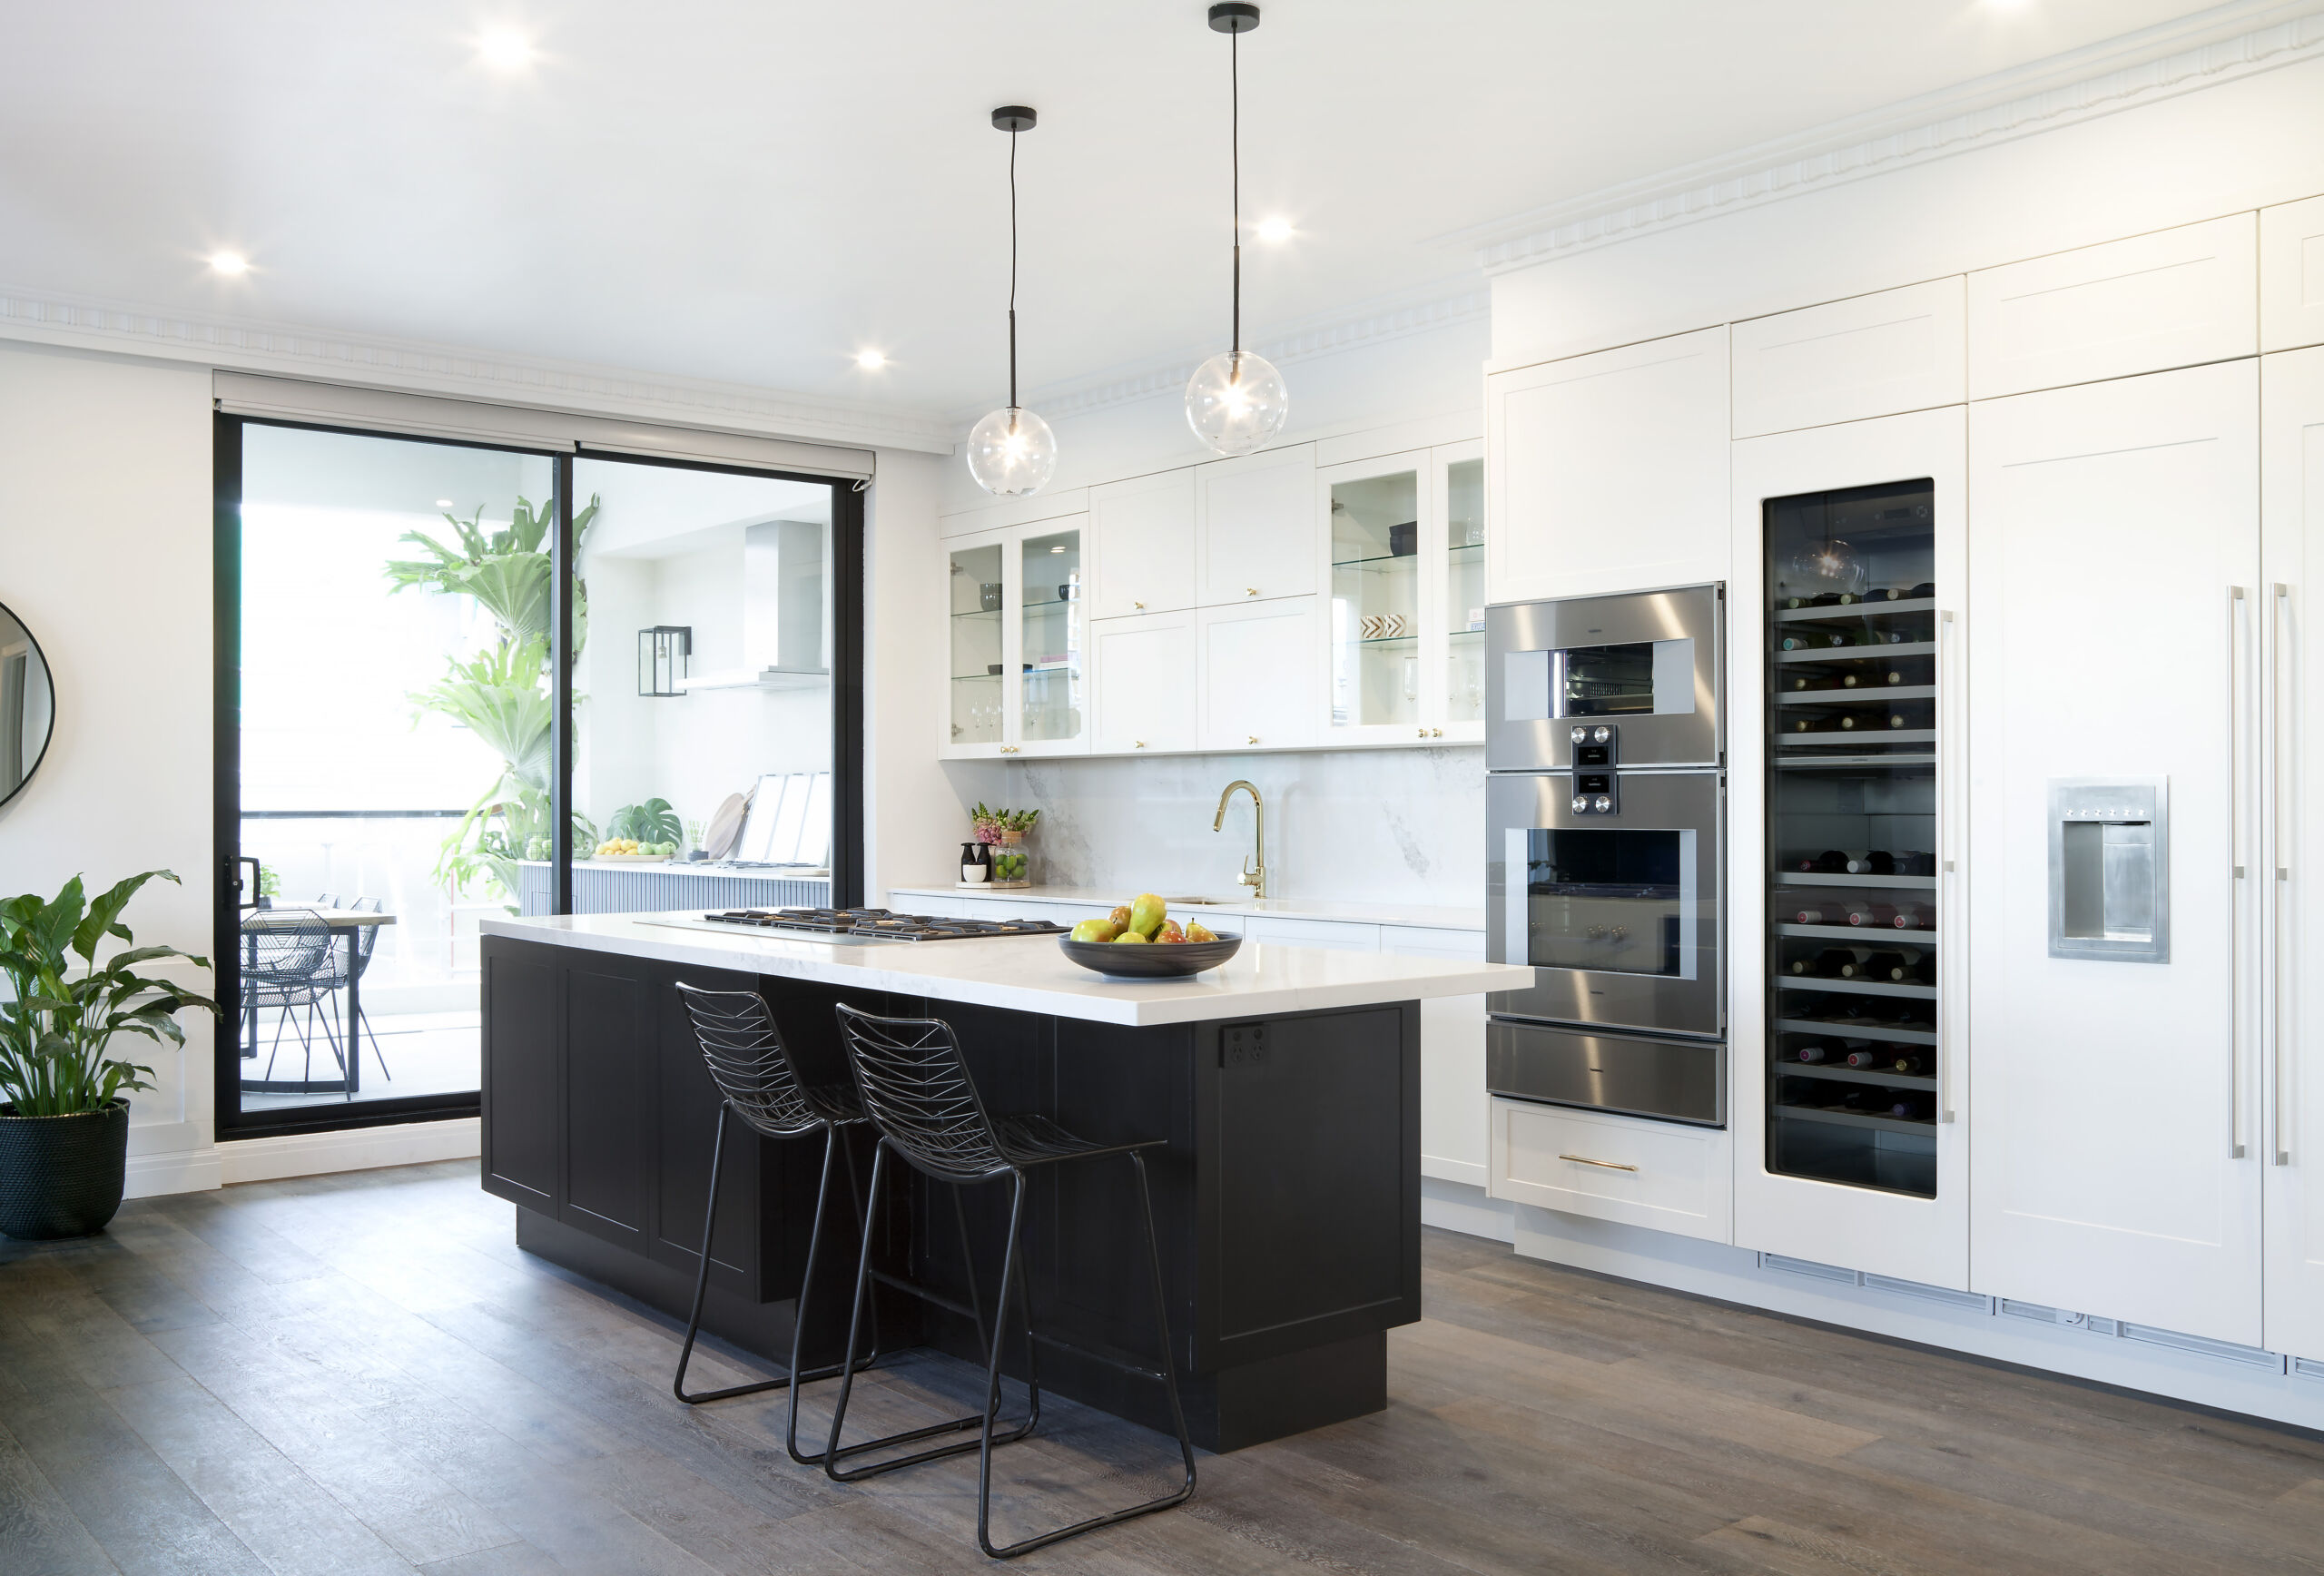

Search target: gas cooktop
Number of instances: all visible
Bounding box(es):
[682,907,1070,942]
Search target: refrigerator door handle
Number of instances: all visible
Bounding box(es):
[2231,585,2250,1159]
[1939,608,1959,1124]
[2275,582,2292,1167]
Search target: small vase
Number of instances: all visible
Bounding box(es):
[990,828,1031,887]
[0,1100,130,1240]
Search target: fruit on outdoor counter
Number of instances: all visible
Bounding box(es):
[592,838,678,857]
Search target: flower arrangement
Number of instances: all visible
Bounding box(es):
[970,804,1039,884]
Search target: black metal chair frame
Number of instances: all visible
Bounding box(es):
[672,982,910,1466]
[827,1003,1196,1560]
[310,896,390,1083]
[241,909,345,1088]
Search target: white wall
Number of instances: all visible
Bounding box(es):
[0,342,222,1196]
[1491,54,2324,371]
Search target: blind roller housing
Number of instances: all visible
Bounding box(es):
[212,372,876,480]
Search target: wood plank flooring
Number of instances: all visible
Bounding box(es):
[5,1161,2324,1574]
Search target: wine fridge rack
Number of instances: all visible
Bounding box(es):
[1765,477,1942,1199]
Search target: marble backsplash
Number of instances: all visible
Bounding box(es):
[940,746,1486,911]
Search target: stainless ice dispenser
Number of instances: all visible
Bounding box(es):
[2047,778,2169,964]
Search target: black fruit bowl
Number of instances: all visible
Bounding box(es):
[1058,934,1243,979]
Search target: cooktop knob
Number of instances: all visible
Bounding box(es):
[1571,795,1590,814]
[1592,794,1613,813]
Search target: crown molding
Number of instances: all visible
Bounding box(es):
[0,284,957,455]
[950,275,1492,431]
[1441,0,2324,276]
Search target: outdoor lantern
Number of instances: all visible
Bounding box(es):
[639,625,691,697]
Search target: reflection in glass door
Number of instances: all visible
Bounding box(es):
[1329,466,1422,734]
[1445,456,1486,727]
[950,537,1005,750]
[1019,525,1084,746]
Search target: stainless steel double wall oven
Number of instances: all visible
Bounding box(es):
[1485,585,1727,1125]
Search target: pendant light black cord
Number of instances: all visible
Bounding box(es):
[1230,23,1241,358]
[1008,125,1020,412]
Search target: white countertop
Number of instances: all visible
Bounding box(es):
[888,884,1487,933]
[482,911,1530,1028]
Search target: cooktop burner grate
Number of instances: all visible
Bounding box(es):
[698,906,1069,941]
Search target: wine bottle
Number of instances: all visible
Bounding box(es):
[1793,675,1812,690]
[1791,905,1829,924]
[1859,949,1908,980]
[1893,851,1936,877]
[1888,712,1909,729]
[1816,947,1869,977]
[1844,851,1896,875]
[1795,1042,1837,1063]
[1908,581,1935,600]
[1890,1053,1928,1075]
[1886,668,1906,685]
[1914,952,1937,985]
[1838,714,1858,731]
[1886,902,1931,930]
[1844,1046,1887,1069]
[1840,900,1878,926]
[1809,591,1844,607]
[1889,1092,1934,1121]
[1841,673,1859,687]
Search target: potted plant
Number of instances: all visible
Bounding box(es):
[0,872,217,1240]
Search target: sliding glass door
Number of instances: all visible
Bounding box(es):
[214,417,862,1139]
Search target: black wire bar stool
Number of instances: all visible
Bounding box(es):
[828,1003,1196,1560]
[672,982,901,1465]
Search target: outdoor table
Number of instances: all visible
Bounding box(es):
[239,906,398,1096]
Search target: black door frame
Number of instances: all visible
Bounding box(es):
[213,415,867,1140]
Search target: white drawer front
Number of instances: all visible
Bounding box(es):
[1490,1098,1731,1244]
[1967,213,2258,398]
[2261,193,2324,353]
[1241,916,1379,951]
[1380,925,1485,960]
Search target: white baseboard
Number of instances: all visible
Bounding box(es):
[1511,1204,2324,1435]
[1422,1155,1490,1188]
[219,1116,480,1186]
[124,1148,222,1199]
[1422,1177,1516,1244]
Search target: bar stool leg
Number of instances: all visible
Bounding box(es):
[674,1102,748,1404]
[975,1151,1197,1560]
[784,1124,881,1462]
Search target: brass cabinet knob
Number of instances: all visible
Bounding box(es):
[1416,727,1427,739]
[1133,740,1147,749]
[1133,600,1145,610]
[1245,586,1259,597]
[1431,727,1443,738]
[1246,734,1258,744]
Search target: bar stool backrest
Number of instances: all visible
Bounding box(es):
[832,1003,1009,1183]
[242,909,332,984]
[675,982,824,1139]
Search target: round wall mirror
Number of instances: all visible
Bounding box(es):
[0,600,55,810]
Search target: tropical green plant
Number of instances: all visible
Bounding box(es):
[608,798,681,845]
[390,495,601,904]
[0,872,217,1118]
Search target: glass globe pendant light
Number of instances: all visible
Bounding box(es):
[966,105,1058,497]
[1185,2,1288,458]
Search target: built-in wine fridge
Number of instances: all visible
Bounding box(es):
[1764,479,1939,1197]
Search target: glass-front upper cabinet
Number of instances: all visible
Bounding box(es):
[940,516,1091,760]
[1316,440,1486,745]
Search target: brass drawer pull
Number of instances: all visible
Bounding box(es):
[1558,1154,1638,1172]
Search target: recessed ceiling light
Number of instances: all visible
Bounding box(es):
[208,251,250,276]
[477,26,535,71]
[435,498,455,508]
[1256,216,1294,244]
[855,350,888,369]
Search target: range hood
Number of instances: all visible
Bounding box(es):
[680,517,831,691]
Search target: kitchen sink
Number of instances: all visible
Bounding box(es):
[1165,896,1231,906]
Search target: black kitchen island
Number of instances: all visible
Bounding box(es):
[478,912,1531,1451]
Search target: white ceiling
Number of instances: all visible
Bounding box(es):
[0,1,2231,419]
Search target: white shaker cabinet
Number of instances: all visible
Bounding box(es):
[1196,444,1317,607]
[1089,609,1197,756]
[1485,327,1728,605]
[1381,924,1490,1188]
[940,516,1093,761]
[1088,469,1196,620]
[2264,345,2324,1357]
[1967,214,2258,399]
[1968,360,2262,1345]
[1728,405,1971,1291]
[1730,278,1966,439]
[2261,196,2324,355]
[1197,597,1318,752]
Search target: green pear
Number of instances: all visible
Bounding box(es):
[1129,892,1167,938]
[1069,919,1119,943]
[1111,930,1150,944]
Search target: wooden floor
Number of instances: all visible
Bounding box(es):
[5,1165,2324,1576]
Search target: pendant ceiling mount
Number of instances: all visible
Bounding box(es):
[1186,2,1289,458]
[966,103,1058,497]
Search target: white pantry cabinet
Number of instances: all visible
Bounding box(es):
[2261,196,2324,355]
[1485,327,1729,605]
[1195,444,1318,607]
[1315,441,1489,747]
[1730,278,1966,439]
[1088,609,1197,756]
[1966,214,2259,399]
[940,516,1092,761]
[1728,405,1971,1290]
[2264,345,2324,1358]
[1088,469,1196,620]
[1196,597,1319,752]
[1968,360,2262,1345]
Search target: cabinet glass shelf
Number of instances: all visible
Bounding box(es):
[1332,552,1422,572]
[1765,475,1941,1200]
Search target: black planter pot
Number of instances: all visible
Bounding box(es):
[0,1100,130,1240]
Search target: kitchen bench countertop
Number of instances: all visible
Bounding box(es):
[481,911,1529,1028]
[887,884,1488,933]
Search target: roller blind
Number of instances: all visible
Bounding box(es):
[212,372,876,479]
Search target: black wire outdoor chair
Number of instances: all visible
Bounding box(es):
[827,1002,1196,1560]
[310,895,389,1082]
[240,908,344,1088]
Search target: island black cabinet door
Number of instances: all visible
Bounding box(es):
[564,966,653,1248]
[481,949,559,1211]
